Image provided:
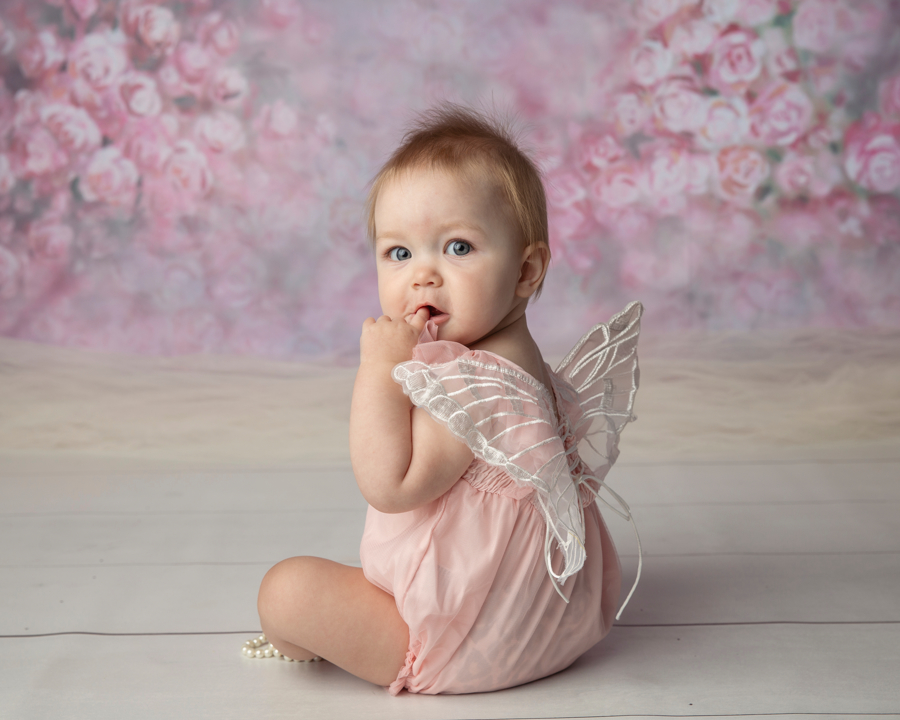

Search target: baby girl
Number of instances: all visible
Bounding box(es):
[249,104,642,695]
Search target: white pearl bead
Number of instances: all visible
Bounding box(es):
[264,648,273,657]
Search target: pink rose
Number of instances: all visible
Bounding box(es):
[728,269,801,327]
[119,73,162,116]
[879,74,900,119]
[715,146,769,204]
[761,27,800,77]
[155,62,189,98]
[774,152,815,196]
[818,59,846,96]
[546,171,588,208]
[12,90,46,129]
[840,0,889,36]
[862,195,900,247]
[18,30,66,79]
[707,28,765,91]
[611,91,651,137]
[168,310,225,354]
[635,0,686,26]
[668,20,718,57]
[134,4,180,54]
[0,245,22,300]
[154,260,205,310]
[262,0,302,28]
[40,102,102,155]
[841,36,880,75]
[0,23,14,57]
[843,114,900,194]
[79,146,139,206]
[792,0,837,53]
[67,0,99,21]
[806,121,841,151]
[197,13,240,56]
[68,79,128,138]
[122,118,174,172]
[0,154,15,194]
[549,204,591,246]
[631,40,673,87]
[576,132,626,173]
[119,0,145,38]
[687,153,715,194]
[770,205,829,250]
[174,42,212,84]
[194,112,246,153]
[736,0,780,25]
[776,151,841,198]
[653,77,707,134]
[620,245,690,292]
[27,221,74,261]
[641,146,691,214]
[551,213,601,275]
[701,0,739,24]
[165,140,213,197]
[254,100,299,139]
[206,67,248,106]
[68,32,129,89]
[590,162,642,209]
[698,95,749,148]
[11,126,67,179]
[208,250,266,309]
[749,82,814,146]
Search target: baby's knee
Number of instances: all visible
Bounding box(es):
[258,556,317,620]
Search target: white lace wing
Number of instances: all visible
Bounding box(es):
[555,301,642,486]
[392,353,587,586]
[555,301,643,617]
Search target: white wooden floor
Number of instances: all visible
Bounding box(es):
[2,456,898,720]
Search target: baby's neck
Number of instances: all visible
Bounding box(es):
[470,314,548,383]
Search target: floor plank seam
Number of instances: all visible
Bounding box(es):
[5,620,900,638]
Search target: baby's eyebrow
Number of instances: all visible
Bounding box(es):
[435,220,485,236]
[374,232,404,245]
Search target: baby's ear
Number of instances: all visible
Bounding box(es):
[516,243,550,299]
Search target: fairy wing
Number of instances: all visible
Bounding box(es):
[554,301,643,490]
[392,342,587,586]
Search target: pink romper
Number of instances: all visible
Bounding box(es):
[360,302,642,695]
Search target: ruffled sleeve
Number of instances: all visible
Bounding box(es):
[392,320,589,588]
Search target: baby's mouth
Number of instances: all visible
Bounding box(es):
[417,304,450,324]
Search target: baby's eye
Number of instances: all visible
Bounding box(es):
[388,247,412,261]
[446,240,472,256]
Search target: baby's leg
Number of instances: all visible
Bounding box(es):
[257,556,409,687]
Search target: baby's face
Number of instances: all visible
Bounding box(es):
[373,166,528,346]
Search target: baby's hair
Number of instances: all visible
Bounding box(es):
[366,103,550,294]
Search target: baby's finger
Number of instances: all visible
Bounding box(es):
[407,306,430,331]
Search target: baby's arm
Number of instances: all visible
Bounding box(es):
[350,309,474,514]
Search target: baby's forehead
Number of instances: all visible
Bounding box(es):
[385,160,499,192]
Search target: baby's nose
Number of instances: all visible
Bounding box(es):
[412,261,442,287]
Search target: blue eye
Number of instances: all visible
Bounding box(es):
[388,247,411,261]
[447,240,471,256]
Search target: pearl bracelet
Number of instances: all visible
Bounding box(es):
[241,633,323,662]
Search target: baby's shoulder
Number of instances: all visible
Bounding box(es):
[468,337,550,390]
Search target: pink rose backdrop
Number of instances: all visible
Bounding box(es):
[0,0,898,359]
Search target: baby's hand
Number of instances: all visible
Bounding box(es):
[360,307,430,367]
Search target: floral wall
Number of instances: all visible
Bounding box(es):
[0,0,898,359]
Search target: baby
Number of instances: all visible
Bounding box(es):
[251,105,642,695]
